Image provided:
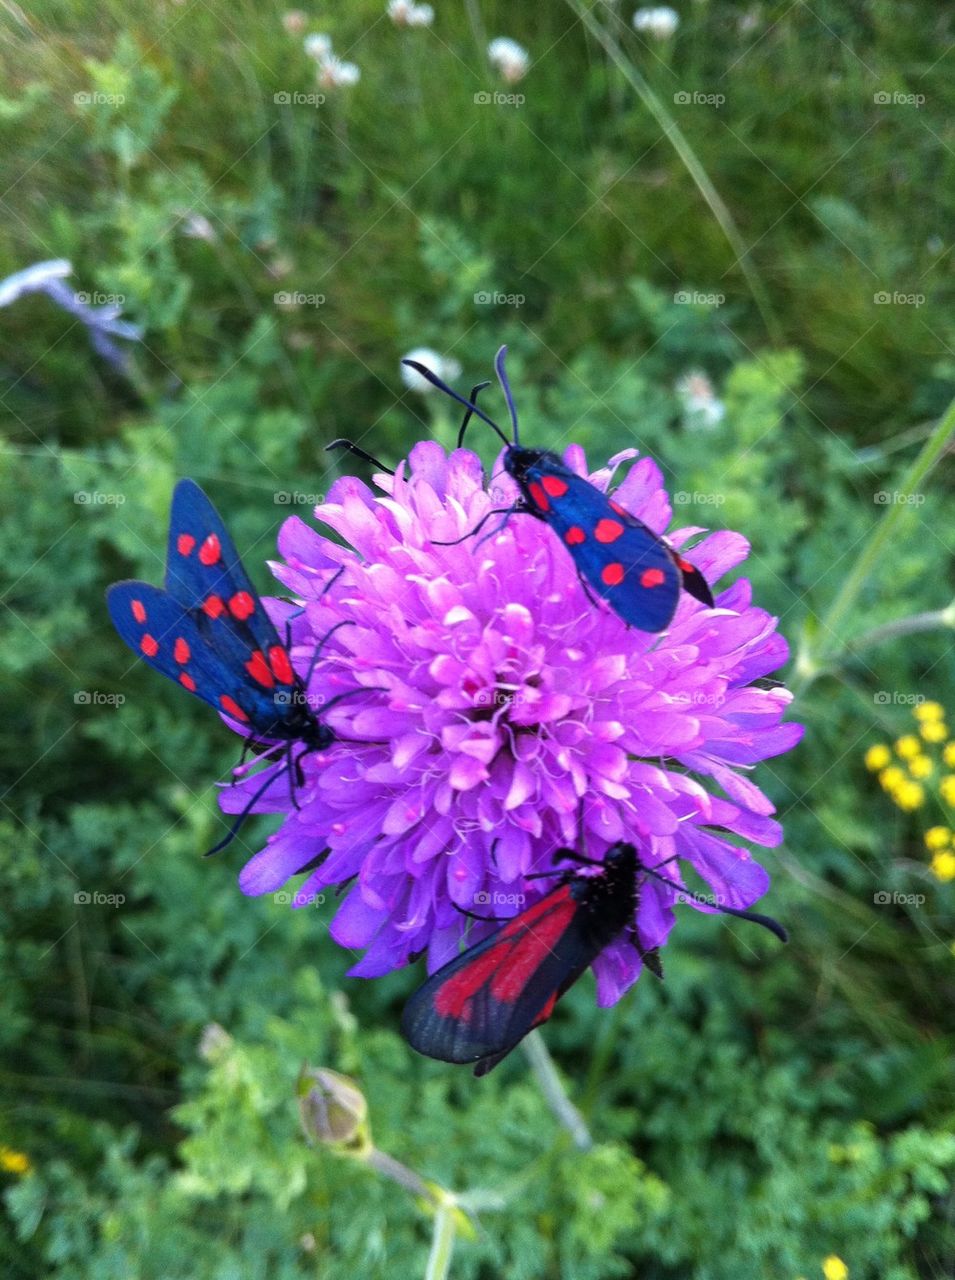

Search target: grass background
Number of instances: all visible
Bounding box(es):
[1,2,954,1277]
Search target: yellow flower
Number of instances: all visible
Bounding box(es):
[822,1256,849,1280]
[941,776,955,806]
[920,721,948,744]
[914,701,945,722]
[895,735,921,760]
[909,754,934,779]
[925,827,952,851]
[864,744,891,771]
[944,743,955,767]
[879,766,905,791]
[930,850,955,883]
[0,1147,31,1176]
[894,781,924,811]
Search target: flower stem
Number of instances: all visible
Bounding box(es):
[848,600,955,654]
[795,392,955,692]
[569,1,783,346]
[522,1030,593,1150]
[366,1146,441,1205]
[424,1198,458,1280]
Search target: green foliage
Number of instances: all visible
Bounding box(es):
[2,4,954,1279]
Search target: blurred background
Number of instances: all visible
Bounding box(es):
[1,3,954,1277]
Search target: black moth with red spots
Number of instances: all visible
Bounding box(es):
[401,842,788,1075]
[107,478,334,753]
[402,346,714,633]
[401,844,645,1076]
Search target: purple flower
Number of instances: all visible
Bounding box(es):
[0,258,141,373]
[223,442,802,1004]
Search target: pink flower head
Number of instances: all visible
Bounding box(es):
[223,442,802,1004]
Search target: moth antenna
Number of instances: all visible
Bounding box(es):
[494,345,519,444]
[457,380,492,448]
[642,863,788,943]
[325,439,394,475]
[401,359,511,447]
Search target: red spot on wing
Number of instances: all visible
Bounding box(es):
[177,533,196,557]
[179,672,197,692]
[244,650,275,688]
[565,526,586,546]
[268,645,294,684]
[202,594,225,619]
[610,500,628,517]
[219,694,249,723]
[528,481,550,512]
[541,474,569,498]
[641,568,665,588]
[601,563,625,586]
[140,633,159,657]
[199,534,222,566]
[131,598,147,623]
[678,557,694,573]
[434,945,509,1020]
[174,637,190,664]
[229,592,255,620]
[594,518,625,544]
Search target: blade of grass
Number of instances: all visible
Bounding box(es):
[569,1,783,345]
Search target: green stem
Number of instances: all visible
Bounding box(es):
[424,1199,458,1280]
[848,600,955,654]
[569,1,783,345]
[796,393,955,692]
[522,1030,593,1150]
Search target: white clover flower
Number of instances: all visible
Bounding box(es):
[318,55,361,89]
[632,6,680,38]
[400,347,462,393]
[488,37,530,84]
[677,370,725,428]
[388,0,435,26]
[304,33,334,61]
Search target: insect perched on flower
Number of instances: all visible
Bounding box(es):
[232,434,801,1015]
[106,480,365,852]
[401,346,714,633]
[402,842,787,1074]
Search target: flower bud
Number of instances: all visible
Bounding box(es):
[298,1067,369,1147]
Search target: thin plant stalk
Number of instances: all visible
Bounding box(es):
[569,1,783,345]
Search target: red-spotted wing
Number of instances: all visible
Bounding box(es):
[107,481,326,743]
[519,455,712,631]
[401,844,640,1075]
